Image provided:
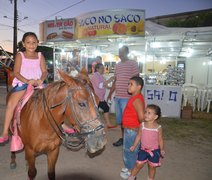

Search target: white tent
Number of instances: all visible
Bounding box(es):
[145,20,212,58]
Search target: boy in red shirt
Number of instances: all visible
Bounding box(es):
[120,76,145,179]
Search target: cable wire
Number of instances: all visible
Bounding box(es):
[19,0,86,27]
[43,0,86,19]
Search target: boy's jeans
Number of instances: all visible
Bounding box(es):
[123,128,140,170]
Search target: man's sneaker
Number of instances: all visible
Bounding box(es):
[113,138,123,146]
[120,170,131,179]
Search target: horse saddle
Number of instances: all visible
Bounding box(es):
[10,85,36,152]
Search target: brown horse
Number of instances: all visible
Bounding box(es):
[10,69,106,180]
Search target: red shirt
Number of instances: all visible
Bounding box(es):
[122,94,145,128]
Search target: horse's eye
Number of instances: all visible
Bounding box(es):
[78,102,86,108]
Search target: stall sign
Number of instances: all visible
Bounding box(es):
[76,9,145,39]
[144,85,182,118]
[41,18,75,42]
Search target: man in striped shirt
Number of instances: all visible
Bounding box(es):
[107,46,140,146]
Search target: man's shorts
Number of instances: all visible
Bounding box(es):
[137,149,161,167]
[114,97,128,125]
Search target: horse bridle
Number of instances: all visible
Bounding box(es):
[42,83,104,149]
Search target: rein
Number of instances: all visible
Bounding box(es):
[42,83,104,149]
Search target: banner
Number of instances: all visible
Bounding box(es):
[144,85,182,118]
[76,9,145,39]
[41,18,75,42]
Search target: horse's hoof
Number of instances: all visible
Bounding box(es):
[10,162,16,169]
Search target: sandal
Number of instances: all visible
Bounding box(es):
[107,125,117,129]
[0,135,9,144]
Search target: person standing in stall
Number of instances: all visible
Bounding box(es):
[92,56,103,74]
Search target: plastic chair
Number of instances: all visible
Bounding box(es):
[182,84,198,111]
[196,85,204,111]
[200,88,207,111]
[206,87,212,113]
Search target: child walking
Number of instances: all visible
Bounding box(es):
[128,104,165,180]
[91,63,116,129]
[0,32,48,144]
[120,76,145,179]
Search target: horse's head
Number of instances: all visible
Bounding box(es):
[58,69,107,153]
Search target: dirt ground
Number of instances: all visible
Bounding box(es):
[0,86,212,180]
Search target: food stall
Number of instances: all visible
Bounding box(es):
[39,9,145,77]
[39,9,185,117]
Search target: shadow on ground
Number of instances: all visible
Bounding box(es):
[54,172,105,180]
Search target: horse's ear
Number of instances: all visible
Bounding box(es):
[58,70,68,79]
[58,70,76,85]
[80,67,88,77]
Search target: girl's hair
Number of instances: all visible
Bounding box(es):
[147,104,161,120]
[130,76,144,88]
[95,63,104,72]
[20,32,38,52]
[96,56,102,61]
[22,32,38,42]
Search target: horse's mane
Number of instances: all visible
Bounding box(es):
[29,72,93,109]
[28,81,66,110]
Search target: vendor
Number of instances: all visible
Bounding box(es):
[92,56,102,74]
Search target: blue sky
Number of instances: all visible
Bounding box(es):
[0,0,211,52]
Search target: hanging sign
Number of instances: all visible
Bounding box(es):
[76,9,145,39]
[40,18,75,42]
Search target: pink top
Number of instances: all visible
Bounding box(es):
[141,122,161,150]
[115,60,139,98]
[91,72,106,101]
[12,52,42,87]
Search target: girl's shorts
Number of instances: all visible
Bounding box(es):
[11,84,28,93]
[11,84,46,93]
[137,149,161,167]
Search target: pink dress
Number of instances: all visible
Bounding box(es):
[12,52,42,87]
[141,122,161,150]
[137,122,162,167]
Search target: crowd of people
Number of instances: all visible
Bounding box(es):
[0,32,165,180]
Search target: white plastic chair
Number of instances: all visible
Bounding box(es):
[200,88,207,111]
[196,85,205,111]
[182,84,199,111]
[206,87,212,113]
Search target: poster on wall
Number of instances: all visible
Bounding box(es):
[41,18,75,42]
[76,9,145,39]
[143,85,182,118]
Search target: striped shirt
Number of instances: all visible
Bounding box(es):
[115,60,139,98]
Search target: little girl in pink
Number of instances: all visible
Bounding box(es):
[0,32,48,144]
[128,104,165,180]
